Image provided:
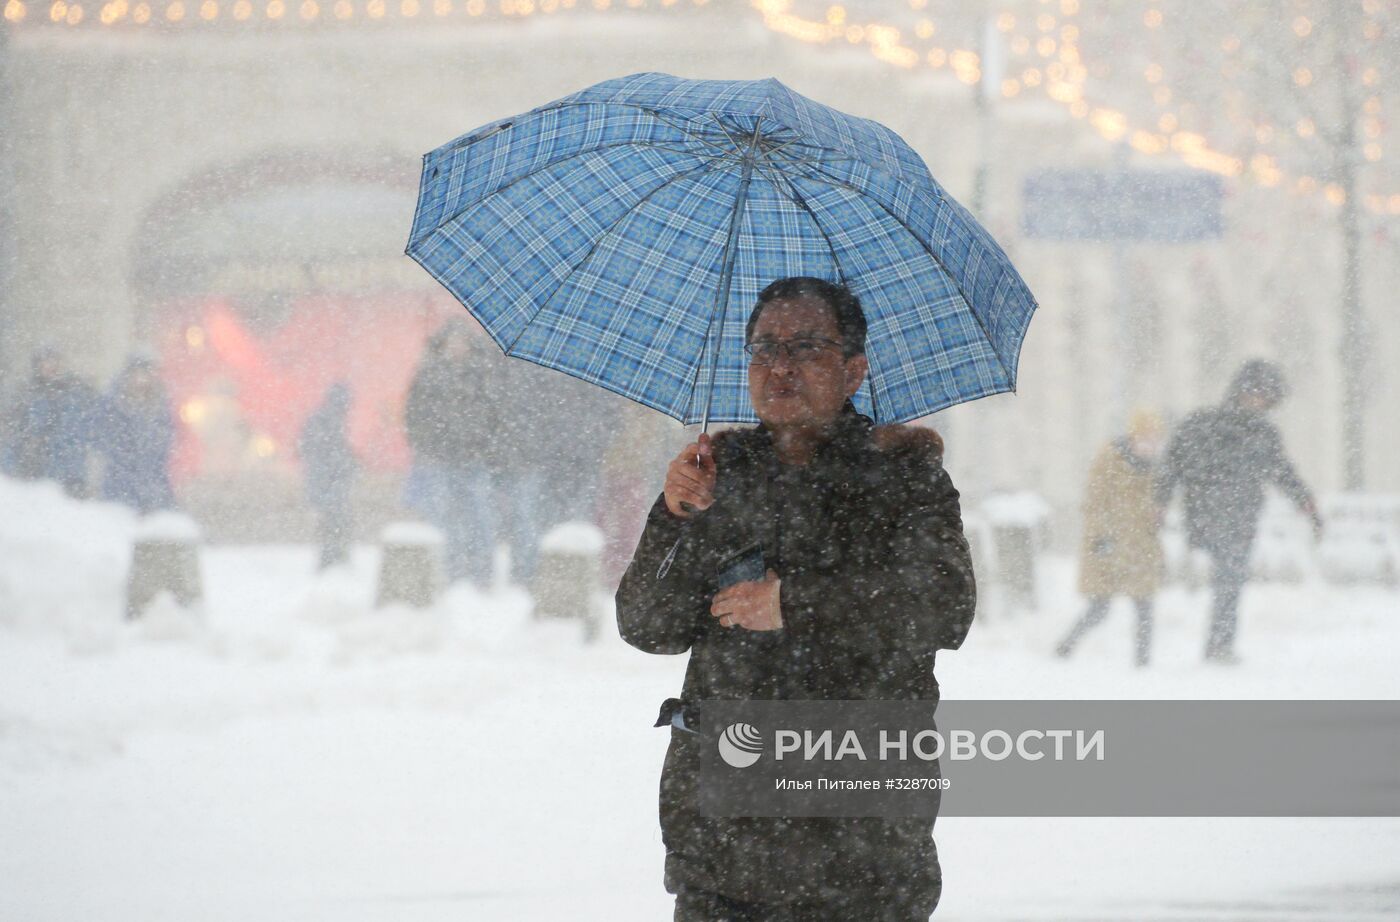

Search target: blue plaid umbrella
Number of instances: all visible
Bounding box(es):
[406,72,1037,427]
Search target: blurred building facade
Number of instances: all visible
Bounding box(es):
[2,1,1397,541]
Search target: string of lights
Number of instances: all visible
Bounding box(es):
[3,0,1394,216]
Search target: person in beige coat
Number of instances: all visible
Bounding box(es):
[1056,410,1166,667]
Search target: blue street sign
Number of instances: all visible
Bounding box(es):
[1022,169,1224,243]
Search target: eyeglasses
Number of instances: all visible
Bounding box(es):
[744,337,844,366]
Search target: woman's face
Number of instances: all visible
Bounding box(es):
[746,297,868,432]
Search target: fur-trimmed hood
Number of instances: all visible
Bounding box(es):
[707,402,944,469]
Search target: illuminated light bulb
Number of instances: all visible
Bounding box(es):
[1363,68,1379,86]
[824,4,842,23]
[1365,143,1383,162]
[132,0,149,18]
[1010,35,1030,55]
[199,0,215,16]
[908,0,926,8]
[466,0,482,12]
[1366,118,1383,139]
[252,435,277,459]
[434,0,449,12]
[1388,194,1400,214]
[1059,24,1077,42]
[332,0,349,14]
[1158,113,1177,133]
[179,399,207,425]
[1021,68,1041,86]
[1296,118,1315,138]
[925,47,945,67]
[1036,13,1053,31]
[165,0,182,17]
[1221,35,1240,53]
[1046,62,1064,80]
[100,0,117,20]
[1143,7,1161,28]
[591,0,607,8]
[65,0,81,20]
[1058,44,1079,65]
[4,0,27,21]
[299,0,316,15]
[624,0,642,8]
[1036,36,1055,56]
[844,25,863,43]
[1293,67,1312,87]
[266,0,283,15]
[400,0,418,14]
[1364,96,1382,115]
[1324,184,1346,206]
[1001,78,1020,97]
[1090,108,1127,140]
[1364,21,1381,41]
[914,18,933,39]
[1144,63,1163,83]
[49,0,65,20]
[995,11,1013,31]
[1292,16,1311,37]
[958,68,981,85]
[365,0,382,15]
[231,0,249,16]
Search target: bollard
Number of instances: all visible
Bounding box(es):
[376,522,444,609]
[981,492,1051,614]
[126,512,203,620]
[531,521,604,641]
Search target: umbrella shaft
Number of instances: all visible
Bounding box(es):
[698,119,764,437]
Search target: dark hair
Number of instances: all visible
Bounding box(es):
[745,277,867,357]
[1227,359,1288,406]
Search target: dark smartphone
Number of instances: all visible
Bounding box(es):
[717,543,766,589]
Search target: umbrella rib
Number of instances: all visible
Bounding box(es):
[779,162,1014,384]
[501,158,725,360]
[769,179,888,422]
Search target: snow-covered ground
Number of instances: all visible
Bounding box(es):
[2,477,1398,921]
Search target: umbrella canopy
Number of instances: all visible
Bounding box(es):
[406,72,1037,426]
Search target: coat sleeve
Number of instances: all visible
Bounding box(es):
[1261,422,1313,509]
[614,493,711,655]
[778,460,977,680]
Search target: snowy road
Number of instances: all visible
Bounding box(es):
[3,479,1399,921]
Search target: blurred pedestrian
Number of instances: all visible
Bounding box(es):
[404,323,497,585]
[299,383,357,570]
[1156,360,1321,664]
[96,355,176,515]
[1056,410,1166,667]
[2,346,98,497]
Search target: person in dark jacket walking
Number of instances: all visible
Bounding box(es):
[2,346,98,496]
[96,355,176,515]
[299,383,357,569]
[616,278,976,920]
[1155,360,1321,664]
[404,324,498,584]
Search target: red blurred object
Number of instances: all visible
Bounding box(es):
[158,294,457,483]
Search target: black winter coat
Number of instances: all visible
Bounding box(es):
[404,356,495,466]
[616,405,975,908]
[1155,405,1313,554]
